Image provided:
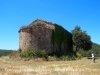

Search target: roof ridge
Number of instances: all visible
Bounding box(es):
[34,18,55,24]
[28,19,55,27]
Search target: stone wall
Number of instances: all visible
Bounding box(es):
[19,26,53,54]
[19,31,32,51]
[19,19,73,54]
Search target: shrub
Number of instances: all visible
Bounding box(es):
[77,49,87,57]
[20,47,48,60]
[86,50,91,57]
[20,47,32,58]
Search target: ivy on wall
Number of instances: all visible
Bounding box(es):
[51,24,73,55]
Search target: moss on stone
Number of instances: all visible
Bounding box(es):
[51,24,73,55]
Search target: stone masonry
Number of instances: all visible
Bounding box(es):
[19,19,55,53]
[19,19,73,54]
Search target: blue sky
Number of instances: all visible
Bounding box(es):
[0,0,100,50]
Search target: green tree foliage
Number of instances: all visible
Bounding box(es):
[74,43,100,57]
[72,25,92,51]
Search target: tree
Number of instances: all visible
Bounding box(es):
[72,25,92,51]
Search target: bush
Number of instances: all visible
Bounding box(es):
[78,50,86,57]
[86,50,91,57]
[20,47,34,58]
[20,47,48,60]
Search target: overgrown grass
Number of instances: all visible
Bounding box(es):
[0,56,100,75]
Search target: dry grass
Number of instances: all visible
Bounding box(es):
[0,56,100,75]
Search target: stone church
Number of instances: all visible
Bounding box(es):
[19,19,73,54]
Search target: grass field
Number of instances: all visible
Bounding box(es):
[0,56,100,75]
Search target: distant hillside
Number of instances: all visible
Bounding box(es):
[0,49,13,56]
[73,42,100,57]
[90,43,100,57]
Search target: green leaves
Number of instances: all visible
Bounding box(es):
[20,47,47,58]
[51,24,73,55]
[72,25,92,51]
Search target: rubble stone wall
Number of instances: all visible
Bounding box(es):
[19,26,53,53]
